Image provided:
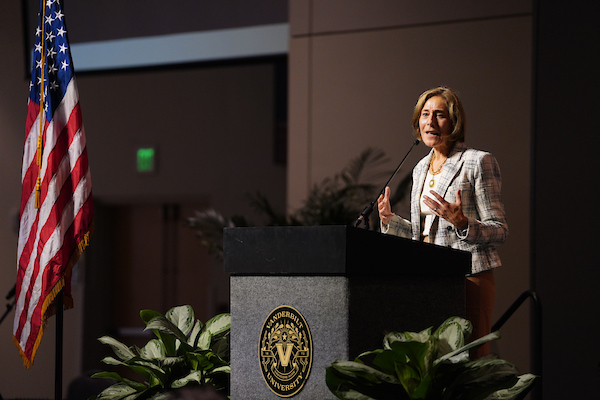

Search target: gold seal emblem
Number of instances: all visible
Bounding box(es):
[259,305,313,397]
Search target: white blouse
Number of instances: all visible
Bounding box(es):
[420,169,439,237]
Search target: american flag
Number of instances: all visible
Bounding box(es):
[13,0,93,368]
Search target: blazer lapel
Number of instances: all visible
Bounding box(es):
[413,152,431,204]
[411,152,433,238]
[428,143,466,233]
[436,142,466,199]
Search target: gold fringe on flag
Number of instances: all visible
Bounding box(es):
[14,222,94,369]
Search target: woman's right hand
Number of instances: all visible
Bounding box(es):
[378,186,394,226]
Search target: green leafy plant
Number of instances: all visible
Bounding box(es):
[326,316,537,400]
[187,147,412,258]
[91,305,231,400]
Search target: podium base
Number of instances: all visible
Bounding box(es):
[230,275,465,399]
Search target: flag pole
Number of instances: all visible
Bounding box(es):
[55,290,64,400]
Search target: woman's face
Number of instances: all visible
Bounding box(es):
[419,95,453,151]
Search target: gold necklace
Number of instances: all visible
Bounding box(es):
[428,155,446,188]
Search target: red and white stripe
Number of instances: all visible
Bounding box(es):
[13,78,93,367]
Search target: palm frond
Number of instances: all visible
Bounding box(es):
[188,148,412,257]
[341,147,390,185]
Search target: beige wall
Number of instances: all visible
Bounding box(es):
[288,0,533,374]
[78,64,285,208]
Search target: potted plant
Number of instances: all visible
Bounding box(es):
[326,316,537,400]
[90,305,230,400]
[186,147,412,259]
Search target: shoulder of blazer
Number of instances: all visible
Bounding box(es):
[450,144,497,173]
[455,143,492,162]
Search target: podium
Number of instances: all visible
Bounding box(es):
[224,225,471,399]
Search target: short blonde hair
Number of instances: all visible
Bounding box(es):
[411,87,466,143]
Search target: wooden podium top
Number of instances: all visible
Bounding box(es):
[223,225,471,276]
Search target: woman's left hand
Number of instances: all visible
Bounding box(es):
[423,189,468,230]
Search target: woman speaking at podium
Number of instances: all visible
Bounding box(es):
[377,87,508,357]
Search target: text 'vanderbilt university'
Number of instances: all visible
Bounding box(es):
[259,305,313,397]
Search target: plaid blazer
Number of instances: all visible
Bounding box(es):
[384,142,508,274]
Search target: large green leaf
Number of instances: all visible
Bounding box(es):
[434,317,472,341]
[101,356,128,367]
[204,313,231,336]
[171,370,203,389]
[197,330,211,351]
[394,362,423,396]
[187,319,204,348]
[138,339,167,360]
[370,349,406,376]
[383,328,432,350]
[127,358,167,375]
[368,342,426,375]
[198,313,231,351]
[140,309,181,357]
[91,371,124,382]
[159,355,186,367]
[90,372,147,393]
[211,365,231,374]
[99,356,164,387]
[120,378,148,392]
[486,373,538,399]
[434,319,471,357]
[378,329,437,389]
[165,305,196,336]
[410,374,432,399]
[326,363,407,400]
[118,357,168,386]
[93,382,139,400]
[210,334,230,361]
[186,351,216,371]
[371,336,436,396]
[330,360,400,385]
[140,309,163,325]
[390,339,436,375]
[439,357,520,400]
[145,316,188,344]
[356,349,384,360]
[98,336,137,361]
[381,338,436,397]
[435,331,501,366]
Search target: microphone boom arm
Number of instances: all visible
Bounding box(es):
[354,139,420,229]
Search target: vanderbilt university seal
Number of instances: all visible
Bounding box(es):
[259,305,313,397]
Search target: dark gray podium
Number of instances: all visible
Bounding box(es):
[224,225,471,399]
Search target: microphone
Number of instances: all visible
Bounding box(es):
[353,139,420,229]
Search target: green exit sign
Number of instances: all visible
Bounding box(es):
[137,147,156,173]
